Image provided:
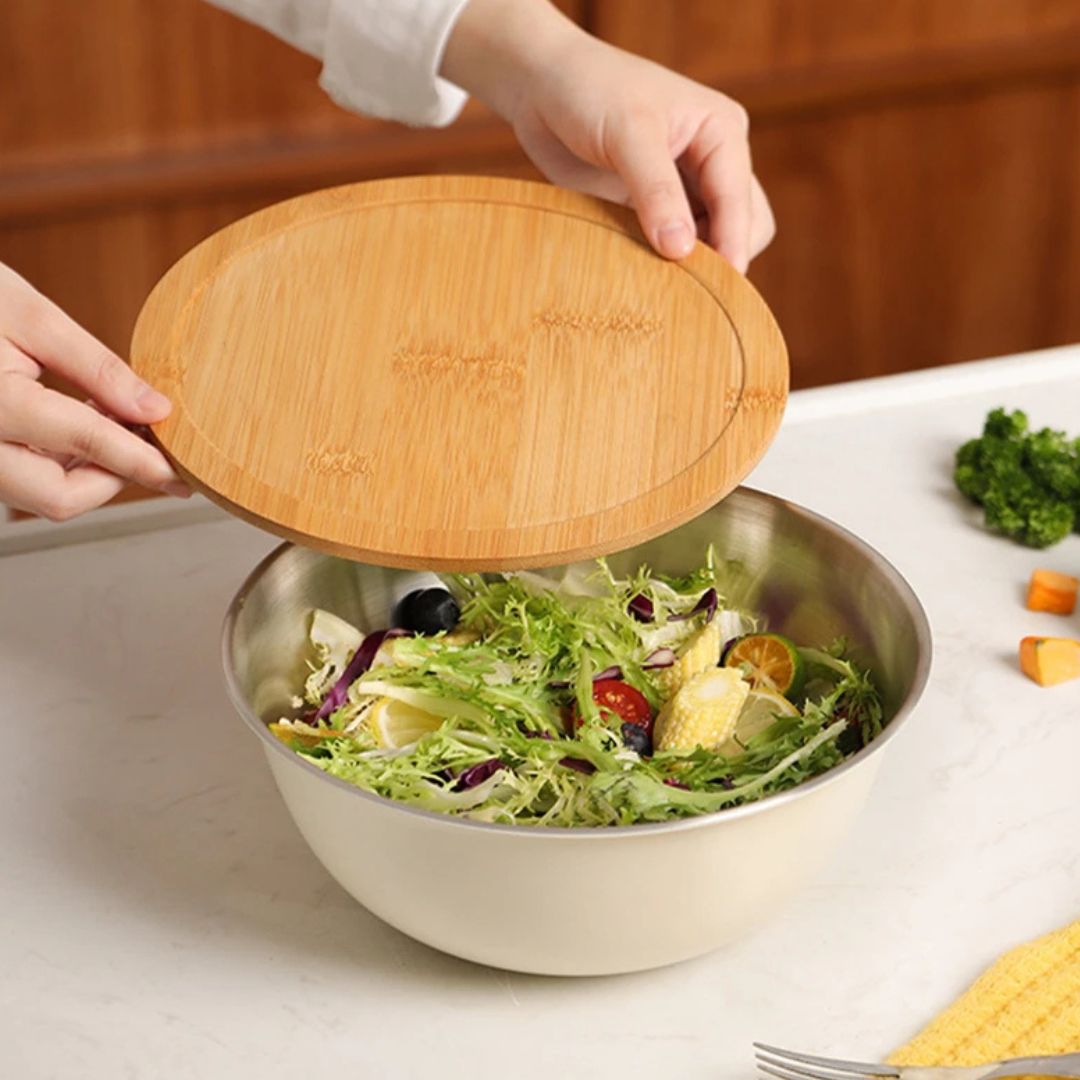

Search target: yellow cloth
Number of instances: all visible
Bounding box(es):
[890,920,1080,1064]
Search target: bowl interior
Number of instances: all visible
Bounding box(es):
[227,488,929,745]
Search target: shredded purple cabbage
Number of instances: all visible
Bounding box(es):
[315,628,411,721]
[559,757,596,775]
[643,647,677,669]
[549,664,622,689]
[453,758,504,791]
[671,587,718,624]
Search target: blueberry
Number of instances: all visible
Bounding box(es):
[395,588,460,636]
[621,722,652,757]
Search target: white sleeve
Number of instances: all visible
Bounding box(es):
[206,0,471,127]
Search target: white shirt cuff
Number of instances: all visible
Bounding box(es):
[320,0,472,128]
[205,0,471,128]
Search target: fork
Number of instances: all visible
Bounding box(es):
[754,1043,1080,1080]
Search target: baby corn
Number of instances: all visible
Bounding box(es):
[654,668,750,752]
[652,620,723,699]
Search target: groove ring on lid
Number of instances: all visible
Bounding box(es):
[131,175,788,569]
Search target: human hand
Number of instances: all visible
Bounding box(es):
[0,263,187,521]
[442,0,775,270]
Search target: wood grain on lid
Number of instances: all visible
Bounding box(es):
[130,175,787,569]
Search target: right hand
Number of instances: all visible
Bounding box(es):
[0,263,188,521]
[441,0,775,270]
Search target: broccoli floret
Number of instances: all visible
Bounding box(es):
[983,406,1028,440]
[954,438,990,501]
[954,408,1080,548]
[983,486,1074,548]
[1026,428,1080,501]
[1022,503,1076,548]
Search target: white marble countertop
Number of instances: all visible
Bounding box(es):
[3,346,1079,1079]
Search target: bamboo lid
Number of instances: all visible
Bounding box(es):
[131,176,787,569]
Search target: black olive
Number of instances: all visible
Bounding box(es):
[620,722,652,757]
[396,588,460,636]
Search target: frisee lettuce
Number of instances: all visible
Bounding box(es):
[273,555,884,827]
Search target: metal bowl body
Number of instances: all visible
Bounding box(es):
[223,488,931,975]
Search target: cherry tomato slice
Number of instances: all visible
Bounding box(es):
[572,679,653,735]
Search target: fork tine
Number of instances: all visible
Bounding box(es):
[759,1062,816,1080]
[755,1044,900,1079]
[756,1053,864,1080]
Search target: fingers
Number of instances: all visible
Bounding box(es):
[604,114,697,260]
[0,441,126,521]
[748,173,777,263]
[0,265,171,425]
[601,99,761,271]
[513,112,631,204]
[0,370,184,495]
[0,342,41,380]
[688,110,754,273]
[0,265,187,521]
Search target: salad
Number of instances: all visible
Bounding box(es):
[270,551,884,827]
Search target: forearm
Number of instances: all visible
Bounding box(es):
[440,0,582,120]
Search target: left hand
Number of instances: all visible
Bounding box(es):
[442,0,775,271]
[0,262,187,520]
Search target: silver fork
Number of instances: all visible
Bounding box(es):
[754,1043,1080,1080]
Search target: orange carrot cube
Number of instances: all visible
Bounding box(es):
[1026,569,1078,616]
[1019,636,1080,687]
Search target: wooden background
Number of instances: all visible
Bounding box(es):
[2,0,1079,508]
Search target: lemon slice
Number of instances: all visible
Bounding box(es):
[717,688,798,757]
[368,697,445,749]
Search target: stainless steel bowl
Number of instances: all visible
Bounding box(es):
[222,487,931,975]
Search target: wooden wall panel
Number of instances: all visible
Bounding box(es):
[0,1,351,156]
[748,80,1080,387]
[594,1,1080,85]
[598,0,1080,387]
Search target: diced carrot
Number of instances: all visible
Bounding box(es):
[1026,569,1079,615]
[1019,636,1080,687]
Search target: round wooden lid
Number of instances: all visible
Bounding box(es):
[131,176,787,569]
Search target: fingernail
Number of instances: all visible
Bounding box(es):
[137,385,171,415]
[656,221,695,259]
[163,481,192,499]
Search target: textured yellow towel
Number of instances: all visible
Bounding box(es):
[890,920,1080,1064]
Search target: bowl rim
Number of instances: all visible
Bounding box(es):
[221,486,932,840]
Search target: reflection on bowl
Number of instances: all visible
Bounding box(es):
[222,487,931,976]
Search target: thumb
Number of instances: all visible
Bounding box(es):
[607,117,696,259]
